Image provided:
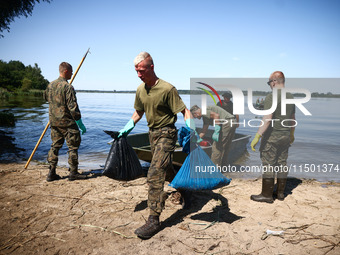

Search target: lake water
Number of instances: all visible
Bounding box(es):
[1,93,339,182]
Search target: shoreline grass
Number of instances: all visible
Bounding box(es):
[0,88,44,98]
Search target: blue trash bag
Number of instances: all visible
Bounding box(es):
[178,126,198,154]
[169,142,231,190]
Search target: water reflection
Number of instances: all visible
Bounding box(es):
[0,95,47,162]
[0,95,46,109]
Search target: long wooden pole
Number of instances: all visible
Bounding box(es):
[24,48,90,169]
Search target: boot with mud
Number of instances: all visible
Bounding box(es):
[134,215,161,239]
[46,166,61,182]
[276,178,287,201]
[250,178,274,203]
[68,168,88,181]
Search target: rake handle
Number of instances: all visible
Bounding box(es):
[24,121,50,169]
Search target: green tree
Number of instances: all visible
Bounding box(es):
[0,0,52,37]
[24,63,48,90]
[0,60,48,91]
[0,60,25,90]
[9,60,26,89]
[0,60,11,89]
[21,77,32,91]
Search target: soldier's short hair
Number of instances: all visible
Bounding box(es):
[190,105,200,113]
[134,52,154,67]
[59,62,72,73]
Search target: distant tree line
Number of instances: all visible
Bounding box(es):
[0,60,49,92]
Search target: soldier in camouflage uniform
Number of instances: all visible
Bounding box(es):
[118,52,194,239]
[250,71,296,203]
[44,62,87,182]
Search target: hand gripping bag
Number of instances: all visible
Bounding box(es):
[102,131,144,181]
[169,127,231,190]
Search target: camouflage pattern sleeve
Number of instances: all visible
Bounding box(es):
[65,85,81,121]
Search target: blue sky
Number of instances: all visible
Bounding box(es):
[0,0,339,93]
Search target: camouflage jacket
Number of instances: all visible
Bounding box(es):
[44,77,81,127]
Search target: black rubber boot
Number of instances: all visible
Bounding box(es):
[68,169,88,181]
[250,178,274,203]
[276,178,287,201]
[46,166,61,182]
[134,215,161,239]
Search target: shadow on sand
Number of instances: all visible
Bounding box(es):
[134,188,243,233]
[278,177,303,199]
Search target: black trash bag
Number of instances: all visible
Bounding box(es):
[102,130,144,181]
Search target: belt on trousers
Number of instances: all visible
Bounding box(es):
[149,124,176,131]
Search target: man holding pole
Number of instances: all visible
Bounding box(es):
[44,62,87,181]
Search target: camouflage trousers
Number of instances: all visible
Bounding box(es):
[260,131,290,179]
[48,124,81,171]
[147,126,177,216]
[211,118,236,167]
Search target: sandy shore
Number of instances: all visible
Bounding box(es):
[0,163,339,255]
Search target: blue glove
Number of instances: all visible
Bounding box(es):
[118,119,135,138]
[212,125,221,142]
[185,119,196,130]
[186,119,203,143]
[75,119,86,135]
